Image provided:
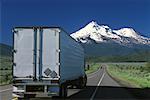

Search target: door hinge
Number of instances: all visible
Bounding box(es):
[12,29,18,34]
[13,63,16,66]
[56,63,60,66]
[56,49,60,52]
[12,49,17,53]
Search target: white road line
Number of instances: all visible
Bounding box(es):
[90,72,105,100]
[88,68,102,79]
[0,88,12,93]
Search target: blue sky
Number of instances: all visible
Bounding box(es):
[1,0,150,45]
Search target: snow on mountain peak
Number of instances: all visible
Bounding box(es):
[113,28,138,39]
[71,21,121,43]
[70,21,150,45]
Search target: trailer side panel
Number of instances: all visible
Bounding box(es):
[59,30,85,83]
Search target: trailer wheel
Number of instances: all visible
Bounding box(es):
[59,84,68,98]
[83,75,87,87]
[77,75,87,89]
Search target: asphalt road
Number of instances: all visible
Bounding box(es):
[68,65,137,100]
[0,65,150,100]
[0,84,12,100]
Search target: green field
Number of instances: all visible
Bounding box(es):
[107,62,150,88]
[85,63,101,74]
[0,56,12,85]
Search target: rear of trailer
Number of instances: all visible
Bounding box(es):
[12,27,86,98]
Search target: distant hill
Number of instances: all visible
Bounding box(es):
[0,41,149,62]
[83,42,150,62]
[0,43,12,57]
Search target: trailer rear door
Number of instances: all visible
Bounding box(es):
[41,28,60,79]
[13,28,35,78]
[13,28,60,80]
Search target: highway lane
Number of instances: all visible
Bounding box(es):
[68,65,136,100]
[1,65,150,100]
[0,85,12,100]
[69,65,150,100]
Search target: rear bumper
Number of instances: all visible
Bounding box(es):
[13,81,60,98]
[13,91,59,98]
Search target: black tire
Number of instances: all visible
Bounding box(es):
[82,75,87,87]
[83,75,87,87]
[76,75,87,89]
[59,84,68,98]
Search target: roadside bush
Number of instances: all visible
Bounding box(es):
[145,62,150,72]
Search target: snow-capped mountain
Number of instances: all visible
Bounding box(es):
[70,21,150,45]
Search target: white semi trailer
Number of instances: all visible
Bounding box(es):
[12,27,87,98]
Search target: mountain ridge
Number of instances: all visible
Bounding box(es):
[70,21,150,62]
[70,21,150,45]
[0,43,12,57]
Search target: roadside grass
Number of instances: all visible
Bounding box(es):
[0,56,12,85]
[85,63,101,75]
[107,63,150,88]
